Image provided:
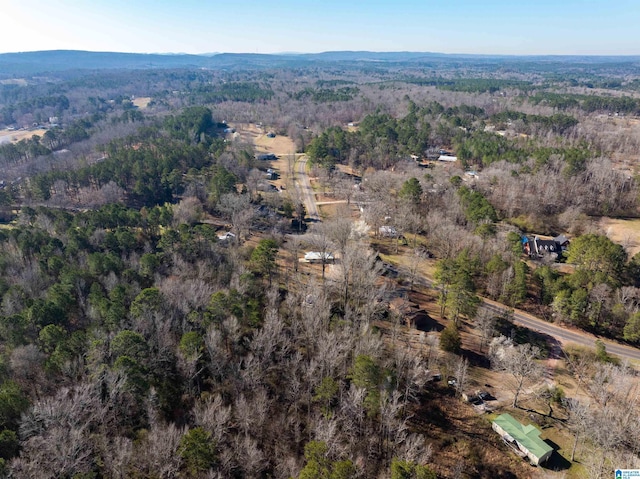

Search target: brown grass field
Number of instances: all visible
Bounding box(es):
[230,123,295,156]
[132,97,152,109]
[0,128,48,143]
[599,216,640,257]
[230,123,298,192]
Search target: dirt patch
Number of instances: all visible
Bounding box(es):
[132,97,152,109]
[599,216,640,257]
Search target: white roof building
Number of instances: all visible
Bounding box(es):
[304,251,334,263]
[217,232,236,241]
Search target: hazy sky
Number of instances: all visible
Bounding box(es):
[1,0,638,55]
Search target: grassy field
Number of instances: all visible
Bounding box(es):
[132,97,152,108]
[0,128,48,143]
[600,216,640,257]
[231,123,296,156]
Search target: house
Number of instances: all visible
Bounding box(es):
[522,236,562,260]
[217,232,236,241]
[304,251,334,264]
[492,413,553,466]
[437,155,458,162]
[388,297,433,329]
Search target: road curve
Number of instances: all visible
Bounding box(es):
[294,155,319,221]
[481,300,640,362]
[398,266,640,363]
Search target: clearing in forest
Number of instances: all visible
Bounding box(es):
[229,123,295,156]
[0,128,48,144]
[132,97,152,108]
[230,122,298,191]
[600,216,640,258]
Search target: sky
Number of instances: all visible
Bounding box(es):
[0,0,638,56]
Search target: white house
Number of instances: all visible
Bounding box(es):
[304,252,334,264]
[217,232,236,241]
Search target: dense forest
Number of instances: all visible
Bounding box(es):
[0,52,639,478]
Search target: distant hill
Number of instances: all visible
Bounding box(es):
[1,49,640,77]
[0,50,209,75]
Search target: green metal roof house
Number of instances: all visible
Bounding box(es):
[492,413,554,466]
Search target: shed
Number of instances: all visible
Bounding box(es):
[492,413,553,466]
[304,251,334,264]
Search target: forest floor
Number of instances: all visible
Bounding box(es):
[589,115,640,176]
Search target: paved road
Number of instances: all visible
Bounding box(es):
[481,301,640,362]
[294,156,319,221]
[397,265,640,363]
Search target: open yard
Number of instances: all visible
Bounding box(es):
[0,128,48,144]
[132,97,152,108]
[229,122,298,192]
[229,122,295,156]
[600,216,640,257]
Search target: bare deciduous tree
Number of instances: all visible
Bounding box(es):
[489,336,543,407]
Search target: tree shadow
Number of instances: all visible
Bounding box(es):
[413,390,451,430]
[413,311,444,332]
[460,348,490,368]
[494,316,562,358]
[542,439,572,471]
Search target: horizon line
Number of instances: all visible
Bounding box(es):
[1,49,640,58]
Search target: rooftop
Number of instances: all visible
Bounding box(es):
[493,413,553,460]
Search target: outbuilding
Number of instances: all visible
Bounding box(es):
[304,252,334,264]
